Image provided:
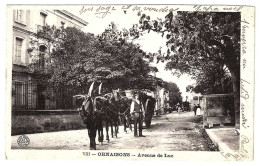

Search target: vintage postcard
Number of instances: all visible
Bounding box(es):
[5,4,254,161]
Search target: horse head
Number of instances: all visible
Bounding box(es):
[74,94,93,125]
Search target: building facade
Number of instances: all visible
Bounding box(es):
[154,86,169,114]
[12,9,88,110]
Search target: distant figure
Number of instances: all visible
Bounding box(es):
[193,104,197,116]
[196,104,201,116]
[177,106,182,114]
[176,103,179,111]
[177,103,181,114]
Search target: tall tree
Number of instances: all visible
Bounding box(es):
[98,22,159,91]
[193,64,233,94]
[165,82,182,107]
[132,11,240,125]
[28,25,160,94]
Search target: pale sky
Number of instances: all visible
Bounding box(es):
[69,5,196,98]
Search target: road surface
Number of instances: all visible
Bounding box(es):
[11,111,217,151]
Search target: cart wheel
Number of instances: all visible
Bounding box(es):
[145,117,152,128]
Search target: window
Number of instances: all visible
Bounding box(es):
[15,38,23,63]
[193,96,199,100]
[15,10,26,25]
[16,10,23,22]
[14,82,25,107]
[15,82,23,106]
[61,21,65,28]
[40,13,47,26]
[39,45,47,68]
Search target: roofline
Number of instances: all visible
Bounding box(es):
[55,10,88,26]
[202,93,234,98]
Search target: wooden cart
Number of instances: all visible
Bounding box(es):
[114,89,156,128]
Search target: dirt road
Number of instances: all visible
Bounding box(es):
[11,111,217,151]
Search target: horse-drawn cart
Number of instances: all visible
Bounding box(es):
[113,89,156,128]
[73,82,156,150]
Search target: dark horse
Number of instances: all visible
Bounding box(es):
[75,82,123,150]
[77,94,111,150]
[118,96,132,133]
[76,94,121,149]
[107,91,133,134]
[103,93,120,141]
[78,95,98,150]
[94,95,119,143]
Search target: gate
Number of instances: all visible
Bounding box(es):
[13,82,37,110]
[12,82,88,111]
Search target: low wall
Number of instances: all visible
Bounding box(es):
[11,110,86,135]
[202,94,235,128]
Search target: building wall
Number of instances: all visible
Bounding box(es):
[154,87,169,113]
[12,111,85,135]
[12,10,31,74]
[187,92,203,111]
[29,10,87,34]
[12,9,88,111]
[12,9,87,70]
[13,10,31,32]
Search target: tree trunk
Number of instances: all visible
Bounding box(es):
[230,68,240,127]
[224,45,240,127]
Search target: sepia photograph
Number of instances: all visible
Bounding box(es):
[4,4,255,161]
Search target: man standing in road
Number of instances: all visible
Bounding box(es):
[193,104,197,116]
[130,93,145,137]
[177,103,182,114]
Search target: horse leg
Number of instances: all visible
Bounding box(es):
[115,119,119,138]
[116,120,118,138]
[114,121,117,138]
[98,120,104,143]
[89,128,97,150]
[96,120,100,143]
[105,120,110,142]
[88,129,95,150]
[100,120,104,143]
[93,129,97,150]
[97,127,101,143]
[128,116,132,131]
[117,116,120,133]
[111,120,114,138]
[88,130,92,150]
[101,126,104,143]
[123,116,127,133]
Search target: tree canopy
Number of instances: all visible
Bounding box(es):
[28,24,163,93]
[132,11,240,124]
[134,12,240,75]
[165,82,182,107]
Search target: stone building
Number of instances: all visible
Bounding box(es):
[12,9,88,110]
[154,86,169,114]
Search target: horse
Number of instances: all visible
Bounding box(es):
[118,96,132,133]
[77,94,97,150]
[75,82,109,149]
[103,93,120,140]
[94,95,110,143]
[94,95,118,143]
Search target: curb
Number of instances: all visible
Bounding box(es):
[205,128,236,153]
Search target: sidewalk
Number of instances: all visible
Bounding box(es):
[205,127,239,152]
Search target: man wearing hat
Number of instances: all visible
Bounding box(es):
[130,93,145,137]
